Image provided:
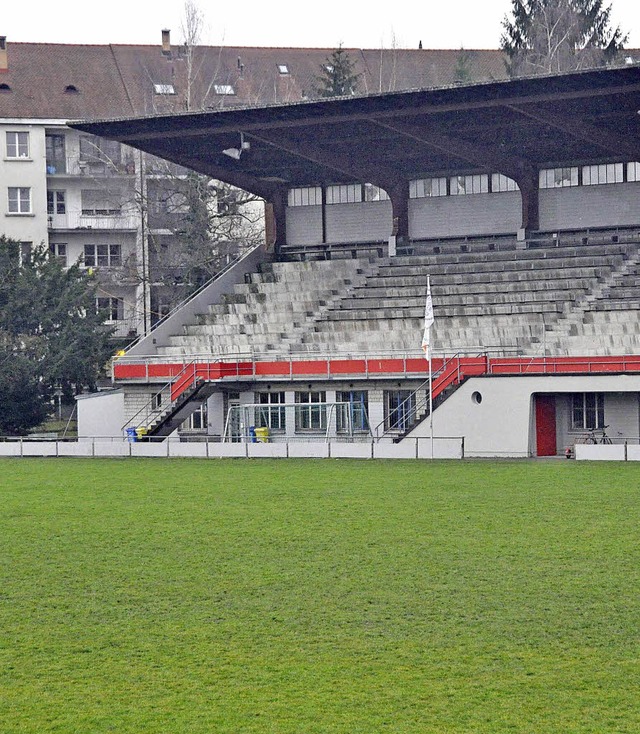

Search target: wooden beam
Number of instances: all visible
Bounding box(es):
[371,119,530,180]
[506,105,640,160]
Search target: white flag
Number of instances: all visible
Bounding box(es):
[421,276,434,359]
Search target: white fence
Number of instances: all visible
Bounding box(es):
[0,437,464,460]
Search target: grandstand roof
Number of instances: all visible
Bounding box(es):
[73,65,640,198]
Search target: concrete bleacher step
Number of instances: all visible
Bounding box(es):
[152,235,640,361]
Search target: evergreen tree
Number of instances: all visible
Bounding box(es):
[0,237,114,434]
[454,48,475,84]
[315,45,361,97]
[501,0,627,76]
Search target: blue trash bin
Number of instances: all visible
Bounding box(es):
[249,426,257,443]
[126,427,138,443]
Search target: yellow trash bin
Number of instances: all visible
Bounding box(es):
[254,427,270,443]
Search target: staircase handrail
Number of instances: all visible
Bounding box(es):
[121,359,197,434]
[373,353,462,440]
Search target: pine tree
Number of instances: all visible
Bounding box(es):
[0,237,114,434]
[501,0,627,77]
[454,48,475,84]
[315,45,361,98]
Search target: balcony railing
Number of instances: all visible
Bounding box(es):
[48,211,140,230]
[46,157,136,177]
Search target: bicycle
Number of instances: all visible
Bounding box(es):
[578,425,612,444]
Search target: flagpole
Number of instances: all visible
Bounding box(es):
[429,332,434,460]
[422,275,435,460]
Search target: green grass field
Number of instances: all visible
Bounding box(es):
[1,458,638,733]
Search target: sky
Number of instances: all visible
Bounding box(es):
[3,0,640,50]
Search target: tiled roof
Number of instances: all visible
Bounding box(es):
[0,40,509,121]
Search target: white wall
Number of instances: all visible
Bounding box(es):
[409,374,640,457]
[76,390,125,438]
[0,124,49,246]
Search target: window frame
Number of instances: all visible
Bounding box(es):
[335,391,369,433]
[47,190,66,215]
[384,390,415,432]
[48,242,68,266]
[83,243,122,268]
[6,131,30,159]
[96,296,123,321]
[295,391,327,432]
[255,392,286,431]
[571,393,605,430]
[7,186,31,214]
[288,186,322,207]
[409,177,448,198]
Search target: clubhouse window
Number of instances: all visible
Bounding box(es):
[571,393,605,430]
[383,390,415,432]
[255,392,286,431]
[336,391,369,433]
[363,184,389,202]
[627,162,640,181]
[96,296,123,321]
[48,242,67,266]
[295,391,327,431]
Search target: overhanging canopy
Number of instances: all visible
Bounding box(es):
[72,66,640,201]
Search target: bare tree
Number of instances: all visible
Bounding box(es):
[501,0,627,76]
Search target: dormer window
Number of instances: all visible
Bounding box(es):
[65,85,79,93]
[277,64,289,75]
[0,83,10,92]
[154,83,175,95]
[214,84,235,95]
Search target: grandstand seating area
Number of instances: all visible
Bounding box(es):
[156,231,640,360]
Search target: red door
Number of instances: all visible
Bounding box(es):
[535,394,557,456]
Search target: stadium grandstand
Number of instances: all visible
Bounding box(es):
[72,64,640,458]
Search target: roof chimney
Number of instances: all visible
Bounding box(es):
[161,29,171,56]
[0,37,7,72]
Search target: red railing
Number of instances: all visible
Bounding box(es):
[114,353,640,400]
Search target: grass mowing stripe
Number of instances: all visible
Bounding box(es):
[0,459,638,733]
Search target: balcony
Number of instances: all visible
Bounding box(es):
[48,211,140,231]
[46,157,136,177]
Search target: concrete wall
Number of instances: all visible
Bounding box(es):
[0,437,462,459]
[409,192,521,239]
[539,183,640,230]
[76,389,125,438]
[283,183,640,246]
[325,201,392,243]
[286,205,323,245]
